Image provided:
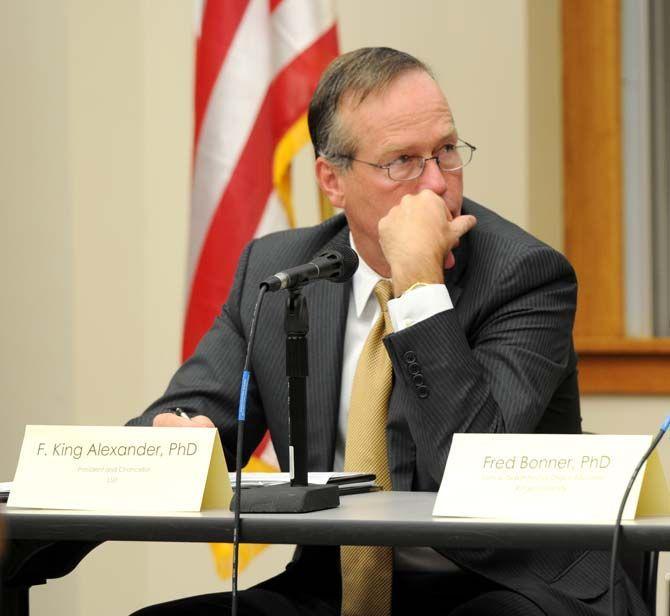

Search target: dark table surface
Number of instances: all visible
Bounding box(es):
[5,491,670,551]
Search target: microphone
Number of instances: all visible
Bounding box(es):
[261,246,359,292]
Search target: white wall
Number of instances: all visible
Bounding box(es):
[4,1,668,614]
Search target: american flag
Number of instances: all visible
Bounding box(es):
[188,0,338,576]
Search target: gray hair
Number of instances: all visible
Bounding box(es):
[307,47,434,168]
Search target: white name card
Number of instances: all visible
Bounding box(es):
[8,425,232,512]
[433,434,670,522]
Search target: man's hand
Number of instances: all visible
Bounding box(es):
[378,190,476,297]
[152,413,215,428]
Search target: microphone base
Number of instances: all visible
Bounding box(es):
[229,483,340,513]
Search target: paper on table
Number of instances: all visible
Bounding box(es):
[0,478,370,491]
[229,472,375,487]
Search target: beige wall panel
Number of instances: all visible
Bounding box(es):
[68,0,145,427]
[528,0,563,251]
[1,1,78,612]
[138,0,192,408]
[0,1,74,478]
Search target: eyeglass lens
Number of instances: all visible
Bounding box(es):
[388,145,473,181]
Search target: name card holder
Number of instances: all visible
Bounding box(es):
[433,434,670,522]
[8,425,232,512]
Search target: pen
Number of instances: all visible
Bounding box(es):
[169,408,191,420]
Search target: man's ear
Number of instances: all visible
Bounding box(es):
[315,157,345,209]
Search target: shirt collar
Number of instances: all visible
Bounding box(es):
[350,232,390,318]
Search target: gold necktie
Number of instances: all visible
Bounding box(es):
[341,280,394,616]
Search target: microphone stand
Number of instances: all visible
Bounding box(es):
[286,287,309,486]
[233,285,339,513]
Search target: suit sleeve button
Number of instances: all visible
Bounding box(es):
[417,385,429,399]
[403,351,417,363]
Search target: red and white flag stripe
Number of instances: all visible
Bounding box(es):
[192,0,338,577]
[185,0,338,365]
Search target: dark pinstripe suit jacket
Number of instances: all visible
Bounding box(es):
[129,198,647,616]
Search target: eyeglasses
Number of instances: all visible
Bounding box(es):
[330,139,476,182]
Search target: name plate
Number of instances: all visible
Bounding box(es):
[8,425,232,512]
[433,434,670,522]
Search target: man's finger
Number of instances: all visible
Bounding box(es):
[152,413,192,428]
[189,415,216,428]
[450,214,477,237]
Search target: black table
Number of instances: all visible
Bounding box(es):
[2,491,667,615]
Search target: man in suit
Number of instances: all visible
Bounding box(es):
[130,48,647,615]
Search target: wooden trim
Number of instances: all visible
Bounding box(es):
[578,353,670,395]
[563,1,670,394]
[577,337,670,393]
[576,337,670,355]
[563,0,623,340]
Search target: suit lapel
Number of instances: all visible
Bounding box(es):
[303,224,351,471]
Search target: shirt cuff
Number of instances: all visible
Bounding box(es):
[387,284,454,331]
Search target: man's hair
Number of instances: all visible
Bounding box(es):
[307,47,434,167]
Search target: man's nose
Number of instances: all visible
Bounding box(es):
[418,156,448,194]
